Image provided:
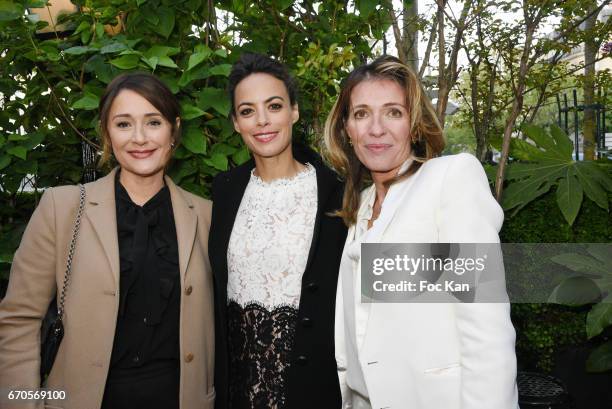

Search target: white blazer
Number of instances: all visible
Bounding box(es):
[335,153,519,409]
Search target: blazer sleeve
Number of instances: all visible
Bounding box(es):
[0,188,59,406]
[437,153,519,409]
[334,265,351,409]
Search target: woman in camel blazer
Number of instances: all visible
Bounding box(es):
[324,56,518,409]
[0,73,215,409]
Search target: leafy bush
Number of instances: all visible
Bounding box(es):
[488,124,612,226]
[0,0,391,279]
[501,191,612,372]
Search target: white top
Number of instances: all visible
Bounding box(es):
[341,185,375,409]
[342,159,415,409]
[227,163,317,309]
[335,153,517,409]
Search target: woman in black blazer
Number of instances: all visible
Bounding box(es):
[209,53,346,409]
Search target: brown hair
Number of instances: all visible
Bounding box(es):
[323,55,445,226]
[98,72,181,167]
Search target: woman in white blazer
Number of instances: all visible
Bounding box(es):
[323,55,518,409]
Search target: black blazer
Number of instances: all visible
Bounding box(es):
[209,144,347,409]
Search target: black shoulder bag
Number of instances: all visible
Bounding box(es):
[40,184,86,382]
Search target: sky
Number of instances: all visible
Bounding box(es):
[389,0,562,75]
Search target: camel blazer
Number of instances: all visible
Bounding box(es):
[335,153,519,409]
[0,168,215,409]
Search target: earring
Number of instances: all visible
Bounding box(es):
[348,138,353,146]
[170,142,175,148]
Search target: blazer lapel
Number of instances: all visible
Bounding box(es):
[364,160,422,244]
[85,168,120,288]
[301,163,334,281]
[166,176,197,283]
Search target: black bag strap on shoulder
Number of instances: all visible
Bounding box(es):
[40,184,86,382]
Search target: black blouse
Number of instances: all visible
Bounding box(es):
[102,174,181,409]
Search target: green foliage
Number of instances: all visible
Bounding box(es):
[295,42,355,143]
[215,0,391,142]
[442,124,477,155]
[511,303,587,372]
[0,0,390,280]
[550,245,612,372]
[501,191,612,372]
[487,123,612,225]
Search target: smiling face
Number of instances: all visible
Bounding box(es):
[107,89,177,181]
[345,78,412,183]
[232,72,299,161]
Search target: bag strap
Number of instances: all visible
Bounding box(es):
[57,184,86,320]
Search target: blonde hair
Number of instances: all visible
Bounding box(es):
[323,55,445,226]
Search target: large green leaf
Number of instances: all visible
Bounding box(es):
[519,123,574,161]
[146,45,180,58]
[204,152,228,171]
[210,143,237,156]
[580,161,612,192]
[548,276,601,306]
[575,162,609,210]
[22,132,45,150]
[187,49,211,71]
[157,6,175,38]
[0,1,24,21]
[100,42,127,54]
[493,123,612,225]
[142,56,159,70]
[521,123,557,153]
[8,134,28,142]
[556,168,583,226]
[232,146,250,165]
[110,54,140,69]
[85,54,117,84]
[587,303,612,339]
[549,124,574,158]
[181,103,206,120]
[587,244,612,265]
[181,126,206,154]
[208,64,232,77]
[197,87,230,117]
[586,341,612,372]
[551,253,608,277]
[156,56,178,69]
[64,46,93,55]
[0,155,11,170]
[7,146,27,160]
[501,161,565,211]
[169,159,198,184]
[506,138,545,162]
[71,93,100,110]
[357,0,377,16]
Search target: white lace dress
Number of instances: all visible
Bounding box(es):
[226,163,317,409]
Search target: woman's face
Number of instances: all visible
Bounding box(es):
[107,89,177,180]
[232,72,298,160]
[345,78,412,182]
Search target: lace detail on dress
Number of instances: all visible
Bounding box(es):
[227,163,317,309]
[227,300,298,409]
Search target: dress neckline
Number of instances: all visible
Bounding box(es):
[249,162,315,187]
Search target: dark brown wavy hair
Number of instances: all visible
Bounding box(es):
[323,55,445,226]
